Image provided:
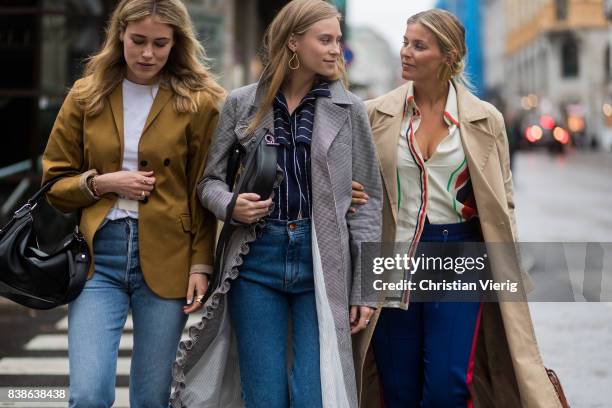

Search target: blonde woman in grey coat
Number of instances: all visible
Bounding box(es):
[170,1,382,407]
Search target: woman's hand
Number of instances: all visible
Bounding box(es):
[349,181,369,214]
[232,193,272,224]
[94,171,156,200]
[350,305,375,334]
[183,273,209,314]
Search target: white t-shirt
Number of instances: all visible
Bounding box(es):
[106,79,159,220]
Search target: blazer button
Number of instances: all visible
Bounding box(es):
[140,160,148,167]
[163,158,170,166]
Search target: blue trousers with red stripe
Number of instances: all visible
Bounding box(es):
[373,219,483,408]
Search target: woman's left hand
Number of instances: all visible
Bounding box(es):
[349,305,375,334]
[183,273,209,314]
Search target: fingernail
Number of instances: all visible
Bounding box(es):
[187,299,192,305]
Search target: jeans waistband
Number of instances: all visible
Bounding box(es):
[421,217,482,242]
[262,218,311,236]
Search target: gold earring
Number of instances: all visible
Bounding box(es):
[288,52,300,70]
[438,63,452,83]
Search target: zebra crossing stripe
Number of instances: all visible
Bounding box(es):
[25,332,193,351]
[25,334,133,351]
[55,313,203,331]
[2,313,203,407]
[0,357,131,375]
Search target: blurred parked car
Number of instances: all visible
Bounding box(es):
[522,114,571,153]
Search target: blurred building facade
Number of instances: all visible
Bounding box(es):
[488,0,611,150]
[347,26,397,99]
[0,0,353,216]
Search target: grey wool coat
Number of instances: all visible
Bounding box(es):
[170,79,383,407]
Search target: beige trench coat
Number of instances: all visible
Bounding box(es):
[352,81,563,408]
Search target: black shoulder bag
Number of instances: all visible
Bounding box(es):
[205,128,277,301]
[0,178,90,310]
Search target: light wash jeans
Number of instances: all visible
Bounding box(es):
[68,218,187,408]
[228,219,322,408]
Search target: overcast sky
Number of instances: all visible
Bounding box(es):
[347,0,435,52]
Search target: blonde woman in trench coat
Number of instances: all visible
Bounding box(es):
[352,9,565,408]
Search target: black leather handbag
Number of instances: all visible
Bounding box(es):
[225,128,278,200]
[0,178,90,310]
[206,127,277,302]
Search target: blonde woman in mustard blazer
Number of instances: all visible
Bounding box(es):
[352,9,565,408]
[41,1,224,407]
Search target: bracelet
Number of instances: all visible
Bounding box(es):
[89,176,100,197]
[189,271,211,276]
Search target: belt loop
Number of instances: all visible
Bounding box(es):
[442,229,449,242]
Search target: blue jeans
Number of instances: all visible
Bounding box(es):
[373,219,483,408]
[68,218,187,408]
[228,219,322,408]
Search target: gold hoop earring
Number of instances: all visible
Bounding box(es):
[288,52,300,70]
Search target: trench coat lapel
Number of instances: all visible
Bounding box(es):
[455,83,495,172]
[455,82,508,222]
[371,83,410,224]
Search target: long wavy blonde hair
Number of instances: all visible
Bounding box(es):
[74,0,225,116]
[247,0,347,134]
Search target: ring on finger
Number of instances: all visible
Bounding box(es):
[140,190,146,199]
[142,178,148,185]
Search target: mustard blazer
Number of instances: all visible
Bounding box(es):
[42,77,219,299]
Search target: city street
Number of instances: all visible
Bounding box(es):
[0,303,201,407]
[0,149,610,407]
[515,149,612,408]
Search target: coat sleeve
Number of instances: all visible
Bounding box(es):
[186,98,221,274]
[197,91,238,222]
[347,97,383,307]
[42,80,99,213]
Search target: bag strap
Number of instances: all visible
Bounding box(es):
[9,175,72,221]
[29,175,65,206]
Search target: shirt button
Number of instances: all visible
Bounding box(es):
[140,160,148,167]
[288,223,297,231]
[163,158,170,166]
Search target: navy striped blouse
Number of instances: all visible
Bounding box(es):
[268,81,331,220]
